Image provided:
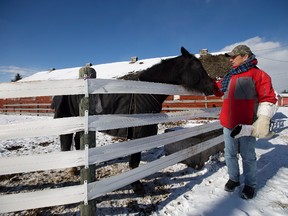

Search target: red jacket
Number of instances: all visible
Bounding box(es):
[214,67,277,129]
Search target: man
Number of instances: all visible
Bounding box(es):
[214,45,277,199]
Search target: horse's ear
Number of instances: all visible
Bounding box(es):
[181,46,193,58]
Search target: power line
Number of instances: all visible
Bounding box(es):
[257,55,288,63]
[253,44,288,52]
[253,43,288,62]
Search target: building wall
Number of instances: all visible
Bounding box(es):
[1,94,286,115]
[162,95,223,111]
[279,94,288,107]
[0,96,54,115]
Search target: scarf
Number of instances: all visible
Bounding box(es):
[221,55,257,92]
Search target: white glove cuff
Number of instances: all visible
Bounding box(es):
[257,102,278,118]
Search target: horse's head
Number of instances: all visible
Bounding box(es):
[178,47,215,96]
[139,47,215,96]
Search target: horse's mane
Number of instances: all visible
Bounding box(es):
[117,56,182,81]
[138,56,186,83]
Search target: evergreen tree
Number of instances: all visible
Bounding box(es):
[11,73,22,82]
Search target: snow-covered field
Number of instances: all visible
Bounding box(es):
[0,107,288,216]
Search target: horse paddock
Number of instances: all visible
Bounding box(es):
[0,117,224,215]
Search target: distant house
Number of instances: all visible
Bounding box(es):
[130,56,138,63]
[278,93,288,107]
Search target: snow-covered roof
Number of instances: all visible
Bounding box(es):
[20,56,178,82]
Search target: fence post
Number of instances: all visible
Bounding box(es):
[79,66,97,216]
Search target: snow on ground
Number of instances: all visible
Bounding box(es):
[0,107,288,216]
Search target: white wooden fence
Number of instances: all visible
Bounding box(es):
[0,78,222,213]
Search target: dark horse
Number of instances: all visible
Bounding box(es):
[52,47,214,192]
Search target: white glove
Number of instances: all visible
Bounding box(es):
[231,124,254,139]
[252,115,273,138]
[252,102,277,138]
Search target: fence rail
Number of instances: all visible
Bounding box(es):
[0,79,202,99]
[0,120,221,175]
[0,108,219,140]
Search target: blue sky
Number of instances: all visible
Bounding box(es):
[1,0,288,91]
